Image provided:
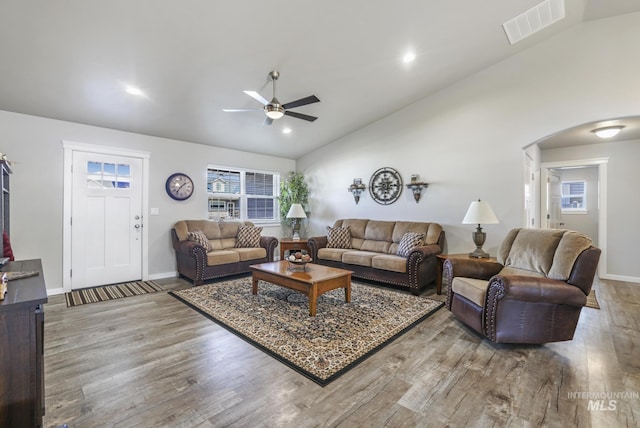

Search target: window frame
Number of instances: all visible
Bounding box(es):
[561,180,587,214]
[206,165,280,225]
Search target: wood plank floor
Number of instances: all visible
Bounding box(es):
[42,277,639,427]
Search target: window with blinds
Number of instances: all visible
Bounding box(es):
[561,180,586,212]
[207,166,279,222]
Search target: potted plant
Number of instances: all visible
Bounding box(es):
[279,171,309,237]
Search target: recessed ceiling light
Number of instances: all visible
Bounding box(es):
[125,85,145,97]
[282,128,292,134]
[402,52,416,63]
[591,125,624,138]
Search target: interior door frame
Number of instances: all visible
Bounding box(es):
[62,141,151,292]
[540,157,608,278]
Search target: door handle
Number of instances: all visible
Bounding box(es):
[134,224,141,229]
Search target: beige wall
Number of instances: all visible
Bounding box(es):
[297,12,640,281]
[0,111,295,291]
[2,12,639,287]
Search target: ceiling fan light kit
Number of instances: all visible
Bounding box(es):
[265,103,285,119]
[224,70,320,125]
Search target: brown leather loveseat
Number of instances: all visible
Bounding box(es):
[172,220,278,285]
[307,219,444,295]
[444,228,601,344]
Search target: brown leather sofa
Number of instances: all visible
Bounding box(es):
[444,228,601,344]
[307,219,444,295]
[171,220,278,285]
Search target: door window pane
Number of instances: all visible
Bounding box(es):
[87,161,132,189]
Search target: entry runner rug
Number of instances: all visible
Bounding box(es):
[170,278,443,386]
[65,280,164,307]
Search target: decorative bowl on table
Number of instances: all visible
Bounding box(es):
[287,257,312,270]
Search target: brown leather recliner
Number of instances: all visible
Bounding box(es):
[444,228,601,344]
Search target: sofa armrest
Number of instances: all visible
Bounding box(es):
[307,236,328,261]
[444,258,503,308]
[488,275,587,306]
[443,258,503,284]
[259,236,279,262]
[408,243,441,259]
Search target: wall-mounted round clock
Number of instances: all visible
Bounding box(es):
[369,167,403,205]
[165,173,194,201]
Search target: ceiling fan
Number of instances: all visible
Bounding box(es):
[223,71,320,125]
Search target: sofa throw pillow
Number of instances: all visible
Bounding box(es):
[327,226,352,249]
[396,232,425,257]
[187,230,212,252]
[236,225,263,248]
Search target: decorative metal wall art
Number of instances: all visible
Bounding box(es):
[369,167,402,205]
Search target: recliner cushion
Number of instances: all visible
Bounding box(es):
[548,231,592,280]
[502,229,565,275]
[452,277,490,307]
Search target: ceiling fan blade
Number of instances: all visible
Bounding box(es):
[222,108,262,112]
[284,111,318,122]
[282,95,320,110]
[244,90,269,105]
[264,117,273,126]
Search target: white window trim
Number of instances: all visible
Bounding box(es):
[207,164,280,225]
[561,180,587,214]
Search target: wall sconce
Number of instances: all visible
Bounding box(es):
[348,178,366,204]
[405,174,429,203]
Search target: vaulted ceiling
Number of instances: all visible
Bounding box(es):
[1,1,639,158]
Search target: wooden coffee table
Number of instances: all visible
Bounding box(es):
[250,261,352,316]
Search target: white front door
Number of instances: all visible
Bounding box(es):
[71,151,143,289]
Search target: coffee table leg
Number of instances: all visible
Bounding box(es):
[344,281,351,303]
[252,275,258,295]
[309,284,318,316]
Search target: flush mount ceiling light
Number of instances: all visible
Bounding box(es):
[591,125,625,138]
[403,52,416,63]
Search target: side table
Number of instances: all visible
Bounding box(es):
[436,253,498,295]
[279,239,309,261]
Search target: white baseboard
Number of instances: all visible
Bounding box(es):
[148,271,178,280]
[47,287,65,296]
[600,273,640,284]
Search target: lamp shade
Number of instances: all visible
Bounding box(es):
[462,200,499,225]
[286,203,307,219]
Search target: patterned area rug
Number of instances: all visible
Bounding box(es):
[65,280,164,307]
[170,278,443,386]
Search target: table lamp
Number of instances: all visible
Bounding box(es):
[462,199,499,258]
[286,203,307,240]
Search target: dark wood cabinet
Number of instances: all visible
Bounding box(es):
[0,259,48,428]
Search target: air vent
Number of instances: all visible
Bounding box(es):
[502,0,565,45]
